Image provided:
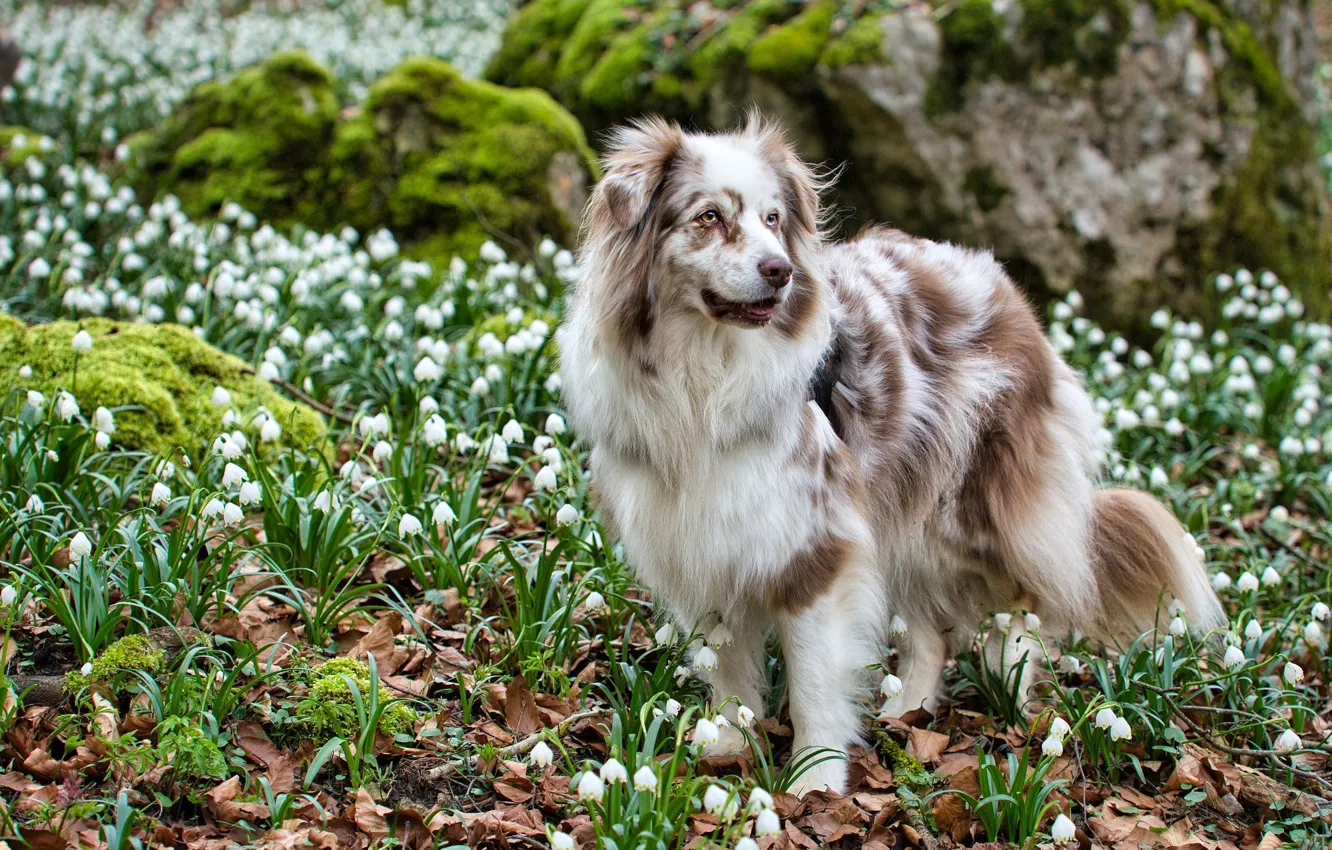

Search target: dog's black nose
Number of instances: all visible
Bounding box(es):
[758,256,792,289]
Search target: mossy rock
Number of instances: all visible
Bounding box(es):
[294,657,418,741]
[0,126,46,165]
[0,316,326,460]
[132,51,596,262]
[63,634,165,694]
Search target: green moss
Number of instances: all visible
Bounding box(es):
[927,0,1015,117]
[688,0,793,87]
[0,316,326,460]
[64,635,165,694]
[875,730,932,789]
[963,165,1011,212]
[748,0,836,80]
[821,12,887,67]
[0,126,44,165]
[1018,0,1129,77]
[294,657,419,741]
[484,0,598,89]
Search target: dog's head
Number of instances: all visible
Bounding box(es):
[579,113,828,343]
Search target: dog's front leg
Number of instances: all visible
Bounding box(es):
[777,597,862,796]
[699,611,767,755]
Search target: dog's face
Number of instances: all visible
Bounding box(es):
[580,115,824,340]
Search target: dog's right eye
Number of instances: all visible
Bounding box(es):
[697,210,719,225]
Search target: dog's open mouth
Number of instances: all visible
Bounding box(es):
[702,290,780,326]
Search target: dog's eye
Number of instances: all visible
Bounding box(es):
[766,212,780,227]
[698,210,719,225]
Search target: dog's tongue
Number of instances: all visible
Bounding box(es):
[743,302,777,321]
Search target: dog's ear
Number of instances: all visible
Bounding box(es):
[595,117,684,231]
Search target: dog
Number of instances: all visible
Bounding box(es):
[555,113,1225,795]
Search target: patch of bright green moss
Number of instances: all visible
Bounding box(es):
[927,0,1016,116]
[294,657,418,741]
[63,635,165,694]
[748,0,836,80]
[821,13,888,67]
[484,0,598,89]
[0,316,326,460]
[875,730,931,789]
[0,126,44,165]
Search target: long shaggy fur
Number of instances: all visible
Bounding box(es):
[557,114,1224,795]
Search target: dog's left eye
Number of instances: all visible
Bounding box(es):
[766,212,780,228]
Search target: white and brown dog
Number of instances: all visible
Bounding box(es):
[556,114,1224,795]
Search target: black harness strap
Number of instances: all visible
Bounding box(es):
[807,333,845,441]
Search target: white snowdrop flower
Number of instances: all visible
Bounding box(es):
[372,440,392,462]
[70,329,95,353]
[1312,602,1330,621]
[17,365,31,380]
[55,391,79,422]
[1094,707,1117,729]
[549,832,574,850]
[1169,616,1187,636]
[1109,716,1132,741]
[24,494,43,513]
[1114,408,1140,429]
[424,500,455,528]
[80,662,93,677]
[1222,645,1246,669]
[1053,302,1073,321]
[1164,418,1185,436]
[702,784,730,815]
[237,481,261,507]
[1024,612,1041,632]
[577,771,605,803]
[202,498,225,521]
[399,514,423,537]
[1270,505,1290,523]
[694,645,719,671]
[1041,734,1064,758]
[1274,728,1301,754]
[45,451,56,462]
[665,698,682,717]
[422,416,448,447]
[25,390,43,409]
[1253,355,1274,375]
[599,758,628,784]
[542,447,564,472]
[485,434,510,465]
[313,490,332,513]
[454,432,476,454]
[1305,620,1325,644]
[0,586,14,608]
[1149,467,1168,488]
[736,839,759,850]
[1050,717,1071,740]
[419,397,439,415]
[27,257,51,278]
[222,502,244,526]
[257,362,279,381]
[530,740,554,768]
[412,356,441,382]
[1150,309,1170,329]
[1260,566,1281,587]
[478,241,507,264]
[993,612,1013,632]
[545,372,563,394]
[485,364,505,385]
[534,465,558,492]
[532,435,556,456]
[880,673,903,700]
[888,614,909,636]
[1244,620,1263,640]
[256,418,281,443]
[222,462,248,487]
[94,432,110,450]
[470,376,490,396]
[708,622,734,647]
[339,291,363,312]
[1211,572,1232,591]
[501,419,524,443]
[1284,662,1304,685]
[150,482,171,506]
[212,386,231,407]
[584,591,607,613]
[755,808,781,836]
[736,704,756,728]
[654,623,678,646]
[1058,654,1083,675]
[556,503,580,525]
[1132,350,1153,368]
[693,717,720,747]
[627,764,658,793]
[1236,571,1259,593]
[544,413,567,436]
[1051,813,1076,844]
[69,531,93,561]
[714,714,731,729]
[93,406,115,434]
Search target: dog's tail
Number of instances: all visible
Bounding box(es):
[1090,488,1227,639]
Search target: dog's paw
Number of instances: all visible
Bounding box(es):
[701,722,747,757]
[785,758,847,798]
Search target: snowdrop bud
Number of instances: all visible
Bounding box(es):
[501,419,524,443]
[222,462,248,487]
[755,809,781,836]
[692,718,719,747]
[1284,662,1304,685]
[1222,645,1246,669]
[1110,716,1132,741]
[664,698,681,717]
[1041,734,1064,758]
[880,673,903,700]
[1050,717,1071,739]
[211,386,231,407]
[1313,602,1330,621]
[222,502,244,525]
[530,740,553,768]
[71,330,93,352]
[534,465,558,491]
[888,615,909,637]
[655,622,677,645]
[633,765,658,792]
[737,704,755,728]
[584,591,606,613]
[69,531,92,560]
[550,832,574,850]
[0,586,15,607]
[1274,728,1301,754]
[313,490,332,512]
[24,494,42,513]
[993,612,1013,632]
[545,413,566,435]
[260,419,281,443]
[1051,813,1076,844]
[238,481,261,506]
[708,622,734,647]
[555,503,580,525]
[399,514,423,537]
[1211,572,1232,591]
[1094,707,1117,729]
[702,784,729,815]
[577,771,605,803]
[599,758,628,784]
[694,645,719,671]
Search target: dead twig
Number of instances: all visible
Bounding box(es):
[1260,526,1329,573]
[237,365,356,426]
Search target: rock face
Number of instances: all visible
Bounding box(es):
[486,0,1331,330]
[133,52,597,261]
[0,316,325,459]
